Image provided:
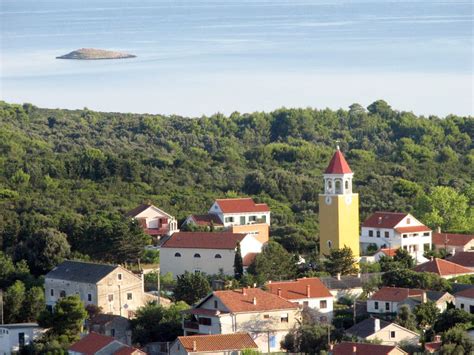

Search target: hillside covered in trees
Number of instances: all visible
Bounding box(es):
[0,100,473,273]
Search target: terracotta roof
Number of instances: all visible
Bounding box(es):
[267,277,332,300]
[425,341,442,353]
[447,252,474,268]
[370,287,424,302]
[183,308,227,316]
[455,288,474,299]
[413,258,473,276]
[395,225,431,233]
[114,346,146,355]
[432,232,474,247]
[362,212,408,228]
[68,332,115,354]
[160,232,246,250]
[324,149,352,174]
[378,248,398,257]
[189,214,223,226]
[332,342,406,355]
[215,198,270,213]
[125,204,152,217]
[242,252,258,267]
[177,333,258,352]
[212,288,298,313]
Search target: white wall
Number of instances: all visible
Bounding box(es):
[367,300,398,313]
[0,325,44,353]
[293,296,333,321]
[455,296,474,314]
[135,206,178,233]
[208,202,271,227]
[367,323,419,345]
[240,235,263,256]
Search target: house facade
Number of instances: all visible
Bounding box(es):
[87,314,132,345]
[360,212,431,264]
[346,318,419,346]
[266,277,334,322]
[45,261,152,318]
[454,288,474,314]
[170,333,258,355]
[432,231,474,253]
[0,323,44,354]
[126,204,178,238]
[367,287,424,313]
[182,288,300,353]
[160,232,262,278]
[68,332,144,355]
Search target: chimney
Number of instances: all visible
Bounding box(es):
[422,291,427,303]
[378,216,382,224]
[357,272,361,278]
[437,226,441,233]
[192,341,197,351]
[336,273,341,281]
[434,335,441,342]
[306,285,311,298]
[352,345,357,353]
[374,318,380,332]
[277,288,282,297]
[252,297,257,305]
[330,344,334,350]
[242,288,247,296]
[268,280,272,284]
[253,283,257,288]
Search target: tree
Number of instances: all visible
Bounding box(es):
[174,271,211,305]
[234,242,244,280]
[324,246,357,276]
[393,249,414,269]
[247,241,297,283]
[38,295,88,344]
[434,308,474,333]
[382,269,451,292]
[395,305,417,331]
[3,280,26,323]
[414,301,440,329]
[281,324,331,354]
[22,286,45,322]
[131,301,189,345]
[441,325,474,354]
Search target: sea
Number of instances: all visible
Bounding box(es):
[1,0,472,117]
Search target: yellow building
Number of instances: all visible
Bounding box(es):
[319,147,360,257]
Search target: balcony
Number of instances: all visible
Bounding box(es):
[183,320,199,330]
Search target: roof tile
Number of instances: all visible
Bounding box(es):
[177,333,258,352]
[363,212,408,229]
[215,198,270,213]
[324,149,352,174]
[370,287,424,302]
[432,233,474,247]
[161,232,246,250]
[267,277,332,300]
[68,332,115,354]
[332,342,405,355]
[413,258,473,276]
[447,252,474,268]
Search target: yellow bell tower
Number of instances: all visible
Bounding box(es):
[319,147,359,257]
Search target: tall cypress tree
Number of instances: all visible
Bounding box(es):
[234,242,243,280]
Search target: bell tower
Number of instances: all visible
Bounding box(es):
[319,147,359,257]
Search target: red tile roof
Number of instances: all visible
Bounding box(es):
[242,252,258,267]
[447,252,474,268]
[68,332,115,354]
[395,225,431,233]
[161,232,246,250]
[362,212,408,228]
[177,333,258,352]
[213,288,298,313]
[324,149,352,174]
[267,277,332,300]
[378,248,398,257]
[215,198,270,213]
[432,232,474,247]
[370,287,424,302]
[114,346,146,355]
[189,214,223,226]
[455,288,474,299]
[425,341,442,353]
[413,258,472,276]
[332,342,406,355]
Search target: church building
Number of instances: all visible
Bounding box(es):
[319,147,360,257]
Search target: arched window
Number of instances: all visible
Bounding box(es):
[335,180,342,194]
[327,240,333,249]
[60,290,66,298]
[174,252,181,257]
[327,180,333,190]
[215,254,222,259]
[345,180,349,190]
[194,253,201,258]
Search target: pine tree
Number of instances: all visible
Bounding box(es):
[234,242,244,280]
[324,246,358,276]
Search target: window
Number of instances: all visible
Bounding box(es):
[327,180,333,190]
[461,303,465,309]
[424,243,430,251]
[240,216,246,224]
[194,269,201,274]
[335,180,342,193]
[60,290,66,298]
[118,273,122,281]
[214,300,218,308]
[108,294,114,302]
[194,253,201,258]
[376,231,381,238]
[174,252,181,257]
[374,301,379,310]
[215,254,222,259]
[369,230,374,237]
[423,232,430,236]
[225,217,234,223]
[319,300,327,309]
[111,329,115,337]
[88,294,92,302]
[127,293,133,300]
[406,218,411,224]
[50,289,54,297]
[385,302,390,311]
[249,216,257,222]
[403,234,407,239]
[384,231,389,238]
[261,215,266,223]
[18,332,25,347]
[270,335,276,348]
[280,313,289,323]
[327,240,333,248]
[263,314,270,319]
[390,331,396,338]
[345,180,349,190]
[199,317,212,326]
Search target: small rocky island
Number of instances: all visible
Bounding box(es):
[56,48,136,60]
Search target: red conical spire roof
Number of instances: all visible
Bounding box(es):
[325,148,352,174]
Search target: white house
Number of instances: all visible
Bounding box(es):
[360,212,431,264]
[454,288,474,314]
[346,318,419,346]
[126,203,178,238]
[0,323,44,354]
[182,287,300,353]
[432,231,474,253]
[367,287,424,313]
[170,333,258,355]
[413,258,474,279]
[160,232,262,278]
[266,277,333,322]
[68,332,144,355]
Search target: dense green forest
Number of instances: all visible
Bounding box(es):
[0,100,473,274]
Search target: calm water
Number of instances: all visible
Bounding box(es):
[1,0,473,116]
